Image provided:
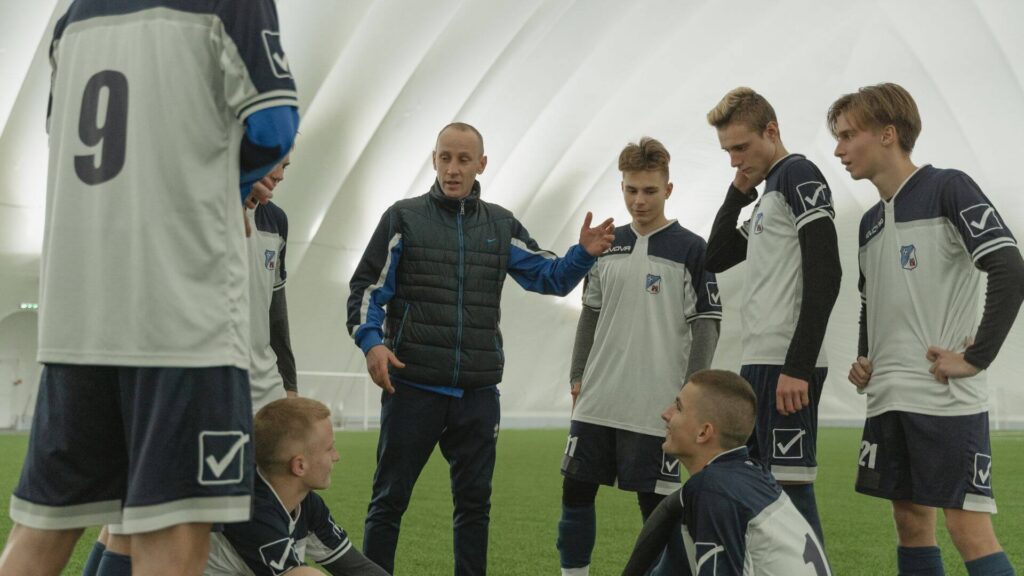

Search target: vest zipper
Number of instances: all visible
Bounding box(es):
[452,199,466,387]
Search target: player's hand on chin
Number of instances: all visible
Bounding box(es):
[776,373,809,416]
[732,169,762,197]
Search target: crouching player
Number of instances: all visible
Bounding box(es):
[204,398,387,576]
[622,370,831,576]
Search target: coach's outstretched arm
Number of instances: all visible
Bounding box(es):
[507,212,614,296]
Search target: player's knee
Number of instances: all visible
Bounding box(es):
[562,477,599,508]
[944,510,999,557]
[892,502,936,545]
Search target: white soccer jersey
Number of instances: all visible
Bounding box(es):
[738,154,834,367]
[859,165,1017,417]
[39,1,298,369]
[573,221,722,436]
[247,202,288,411]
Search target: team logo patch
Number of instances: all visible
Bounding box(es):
[899,244,918,270]
[797,181,831,211]
[264,249,277,270]
[753,212,765,234]
[262,30,292,79]
[661,451,681,477]
[695,542,724,576]
[772,428,806,460]
[706,281,721,307]
[258,537,299,575]
[973,453,993,489]
[646,274,662,294]
[959,203,1003,238]
[198,431,250,485]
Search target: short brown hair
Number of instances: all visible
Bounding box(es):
[618,137,670,178]
[254,397,331,473]
[687,369,756,449]
[827,83,921,153]
[707,87,777,133]
[437,122,484,155]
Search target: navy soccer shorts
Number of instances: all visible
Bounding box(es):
[741,364,827,483]
[855,410,996,512]
[560,420,681,495]
[10,364,254,534]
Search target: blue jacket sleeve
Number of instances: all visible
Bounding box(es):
[239,105,299,202]
[347,208,403,355]
[507,219,596,296]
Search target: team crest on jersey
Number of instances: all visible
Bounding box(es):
[258,537,299,575]
[753,212,764,234]
[706,281,721,307]
[772,428,806,459]
[695,542,724,576]
[900,244,918,270]
[797,181,831,211]
[661,451,681,477]
[646,274,662,294]
[262,31,292,79]
[973,453,993,489]
[959,203,1003,238]
[198,431,250,485]
[265,249,278,270]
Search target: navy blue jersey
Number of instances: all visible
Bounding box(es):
[681,447,830,575]
[206,472,352,575]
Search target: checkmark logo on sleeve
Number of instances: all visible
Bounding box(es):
[960,204,1003,237]
[259,538,297,575]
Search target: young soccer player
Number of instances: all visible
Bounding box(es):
[558,137,721,576]
[830,82,1024,576]
[623,370,831,576]
[704,87,841,544]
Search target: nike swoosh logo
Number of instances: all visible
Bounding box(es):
[205,434,250,478]
[970,207,995,230]
[272,52,290,73]
[804,184,827,206]
[268,539,294,570]
[978,465,992,483]
[776,430,806,455]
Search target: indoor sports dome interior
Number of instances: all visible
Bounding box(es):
[1,0,1022,431]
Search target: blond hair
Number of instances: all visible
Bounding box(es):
[707,87,777,133]
[618,137,670,178]
[827,83,921,153]
[687,369,756,449]
[254,397,331,473]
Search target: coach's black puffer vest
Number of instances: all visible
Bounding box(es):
[384,181,513,389]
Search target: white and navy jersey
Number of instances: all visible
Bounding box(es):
[205,472,352,576]
[859,166,1017,417]
[39,0,298,369]
[738,155,834,367]
[248,202,288,411]
[573,221,722,436]
[681,447,830,576]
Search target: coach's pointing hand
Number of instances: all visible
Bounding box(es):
[580,212,615,257]
[366,344,405,394]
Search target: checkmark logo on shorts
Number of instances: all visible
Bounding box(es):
[973,453,993,489]
[258,537,298,575]
[198,431,250,485]
[772,428,806,459]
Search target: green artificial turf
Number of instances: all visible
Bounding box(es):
[0,428,1021,574]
